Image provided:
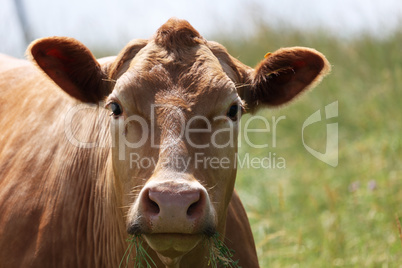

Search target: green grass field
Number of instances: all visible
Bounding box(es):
[218,26,402,267]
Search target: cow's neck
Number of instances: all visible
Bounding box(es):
[65,108,128,267]
[89,151,128,266]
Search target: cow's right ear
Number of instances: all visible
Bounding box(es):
[29,37,112,103]
[238,47,331,113]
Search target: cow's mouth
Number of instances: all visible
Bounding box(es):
[128,224,216,265]
[143,233,203,259]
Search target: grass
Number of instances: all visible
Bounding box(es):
[216,26,402,267]
[119,235,157,268]
[206,233,241,268]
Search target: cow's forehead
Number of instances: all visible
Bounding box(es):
[127,41,234,90]
[116,56,237,117]
[113,36,238,116]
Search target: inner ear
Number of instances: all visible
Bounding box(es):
[247,47,330,112]
[29,37,111,103]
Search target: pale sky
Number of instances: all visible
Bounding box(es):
[1,0,402,57]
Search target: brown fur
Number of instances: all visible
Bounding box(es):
[0,65,124,267]
[248,47,330,110]
[29,37,112,103]
[0,18,330,268]
[154,18,206,49]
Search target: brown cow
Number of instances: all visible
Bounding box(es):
[0,18,330,267]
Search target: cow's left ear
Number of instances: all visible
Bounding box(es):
[240,47,330,113]
[29,37,112,103]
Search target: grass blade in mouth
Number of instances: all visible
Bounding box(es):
[119,235,157,268]
[206,233,241,268]
[120,233,240,268]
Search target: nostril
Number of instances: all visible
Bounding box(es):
[144,190,160,215]
[186,191,204,218]
[187,200,200,217]
[148,199,160,215]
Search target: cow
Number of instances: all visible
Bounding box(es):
[0,18,330,267]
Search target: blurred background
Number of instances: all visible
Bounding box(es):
[1,0,402,57]
[1,0,401,267]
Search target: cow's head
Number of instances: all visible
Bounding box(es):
[29,18,330,265]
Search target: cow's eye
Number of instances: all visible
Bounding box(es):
[226,104,241,121]
[109,102,123,117]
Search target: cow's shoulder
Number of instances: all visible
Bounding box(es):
[225,190,259,267]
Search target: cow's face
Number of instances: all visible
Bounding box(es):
[107,26,244,258]
[29,18,330,265]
